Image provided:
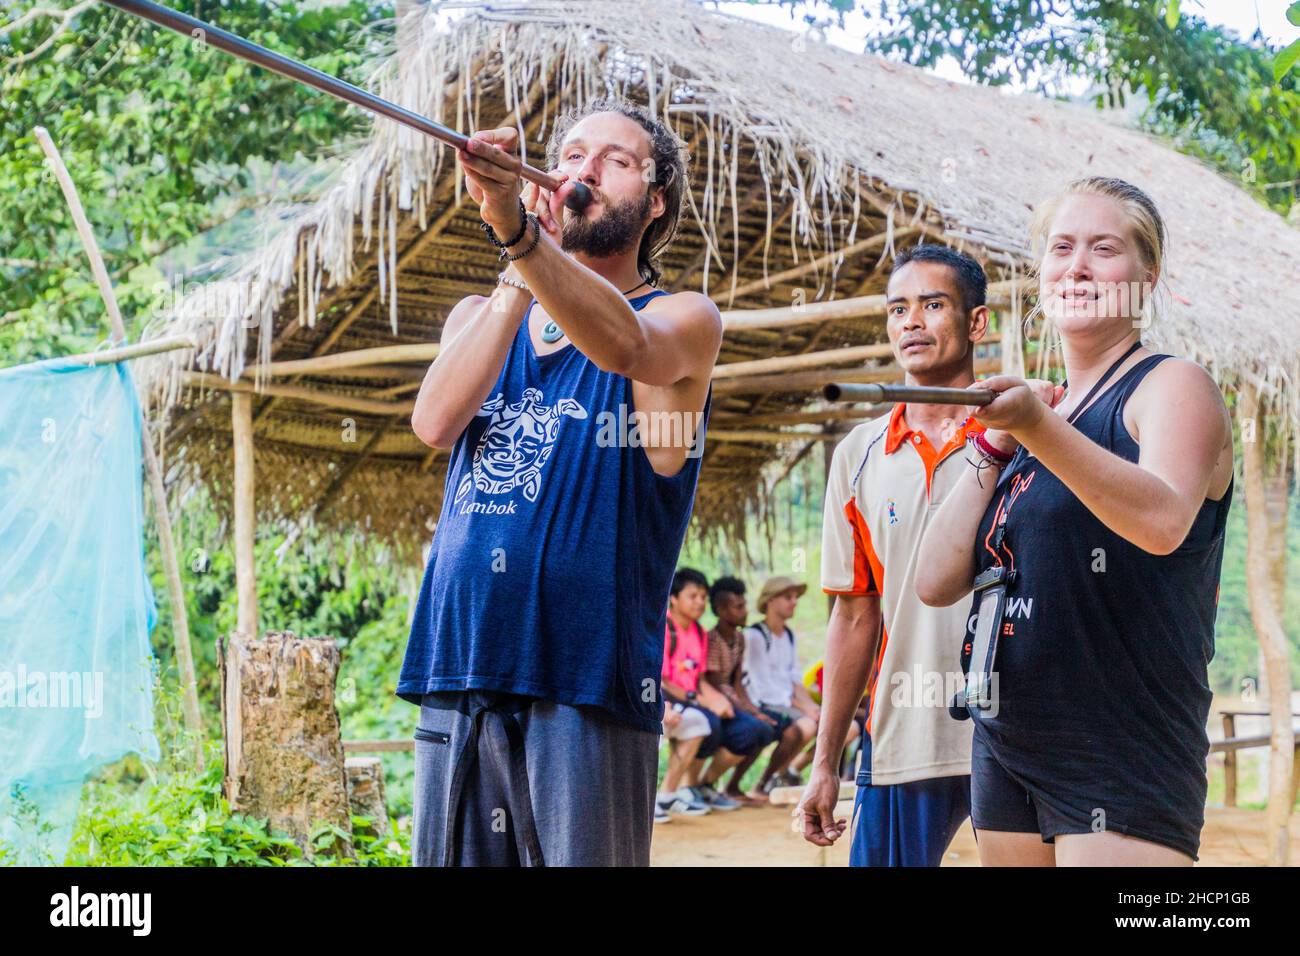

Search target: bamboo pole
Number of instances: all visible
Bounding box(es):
[33,126,204,762]
[724,227,918,301]
[720,279,1020,331]
[251,342,438,377]
[707,429,840,443]
[1239,383,1294,867]
[231,391,258,639]
[230,333,1003,395]
[182,371,416,416]
[713,357,1004,397]
[711,335,1003,380]
[711,405,890,427]
[55,334,198,367]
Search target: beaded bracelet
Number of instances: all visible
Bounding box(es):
[497,271,530,293]
[503,214,541,262]
[480,198,529,250]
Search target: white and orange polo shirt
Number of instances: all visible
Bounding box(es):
[820,403,981,786]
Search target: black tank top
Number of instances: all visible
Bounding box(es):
[968,354,1232,822]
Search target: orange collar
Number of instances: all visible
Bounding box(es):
[884,402,985,461]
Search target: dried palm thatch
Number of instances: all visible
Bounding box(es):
[136,0,1300,565]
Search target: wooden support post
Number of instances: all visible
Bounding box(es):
[33,126,204,764]
[231,391,258,638]
[1239,383,1294,867]
[1222,712,1238,808]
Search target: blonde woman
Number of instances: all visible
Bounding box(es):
[915,177,1234,866]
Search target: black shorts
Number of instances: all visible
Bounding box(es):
[969,726,1200,860]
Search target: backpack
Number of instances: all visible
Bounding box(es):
[751,620,795,653]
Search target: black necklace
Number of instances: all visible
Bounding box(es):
[540,281,650,343]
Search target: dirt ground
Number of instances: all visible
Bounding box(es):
[649,804,1299,866]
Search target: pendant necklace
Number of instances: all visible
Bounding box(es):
[540,281,650,343]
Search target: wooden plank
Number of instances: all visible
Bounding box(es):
[767,781,853,806]
[343,739,415,753]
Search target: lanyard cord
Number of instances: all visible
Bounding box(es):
[985,340,1143,569]
[1062,340,1144,425]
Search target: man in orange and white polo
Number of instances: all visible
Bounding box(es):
[798,245,997,866]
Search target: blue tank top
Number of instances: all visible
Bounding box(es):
[397,290,710,733]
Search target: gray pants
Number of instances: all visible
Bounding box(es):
[412,690,658,866]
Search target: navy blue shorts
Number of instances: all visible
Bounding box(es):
[758,705,795,736]
[694,706,777,758]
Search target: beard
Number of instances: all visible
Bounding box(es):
[560,189,652,258]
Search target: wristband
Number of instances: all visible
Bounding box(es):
[970,430,1013,464]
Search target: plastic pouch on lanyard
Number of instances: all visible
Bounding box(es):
[949,564,1015,721]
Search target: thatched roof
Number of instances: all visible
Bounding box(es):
[139,0,1300,563]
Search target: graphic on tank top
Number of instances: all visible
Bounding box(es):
[453,386,588,505]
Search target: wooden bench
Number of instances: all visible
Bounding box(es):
[1211,709,1300,807]
[343,739,414,753]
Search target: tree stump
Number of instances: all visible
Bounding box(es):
[219,630,353,858]
[345,757,390,838]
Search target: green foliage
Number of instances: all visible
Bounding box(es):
[762,1,1300,214]
[68,753,305,866]
[1,0,390,364]
[139,480,422,820]
[1272,3,1300,82]
[0,782,61,866]
[61,674,411,866]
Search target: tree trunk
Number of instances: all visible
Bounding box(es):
[1239,384,1294,866]
[219,630,353,858]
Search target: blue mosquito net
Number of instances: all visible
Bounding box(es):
[0,356,161,865]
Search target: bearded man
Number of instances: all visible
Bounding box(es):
[399,98,721,867]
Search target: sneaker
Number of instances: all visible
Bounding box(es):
[695,784,742,811]
[658,787,710,817]
[654,804,672,824]
[780,769,803,787]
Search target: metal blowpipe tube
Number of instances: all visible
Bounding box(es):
[98,0,592,210]
[823,383,996,406]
